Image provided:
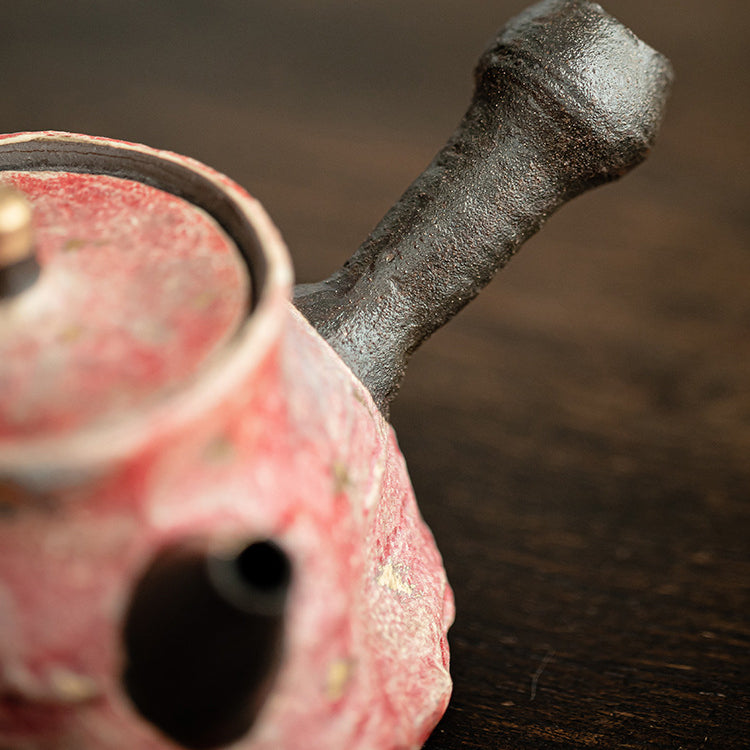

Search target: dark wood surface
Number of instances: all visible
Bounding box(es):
[2,1,748,747]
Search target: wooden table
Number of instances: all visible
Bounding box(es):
[2,1,747,747]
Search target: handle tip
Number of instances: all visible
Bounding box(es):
[476,0,673,182]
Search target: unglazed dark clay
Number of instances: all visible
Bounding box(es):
[295,0,672,411]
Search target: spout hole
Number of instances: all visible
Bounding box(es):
[122,539,290,749]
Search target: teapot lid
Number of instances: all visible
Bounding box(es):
[0,132,291,461]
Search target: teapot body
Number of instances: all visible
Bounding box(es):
[0,1,674,745]
[0,134,452,750]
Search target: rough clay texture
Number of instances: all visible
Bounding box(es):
[294,0,673,411]
[0,304,453,749]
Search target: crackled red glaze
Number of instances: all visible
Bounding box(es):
[0,133,453,750]
[0,171,247,438]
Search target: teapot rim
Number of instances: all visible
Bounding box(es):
[0,131,293,477]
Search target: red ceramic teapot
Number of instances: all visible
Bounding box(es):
[0,1,671,748]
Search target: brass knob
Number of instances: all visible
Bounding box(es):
[0,185,39,298]
[0,186,33,266]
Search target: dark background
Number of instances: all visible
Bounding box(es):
[2,1,748,747]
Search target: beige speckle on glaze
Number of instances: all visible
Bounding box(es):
[203,434,236,463]
[332,461,351,494]
[326,658,354,701]
[192,290,217,310]
[377,562,413,596]
[48,667,100,703]
[62,238,85,252]
[58,323,83,342]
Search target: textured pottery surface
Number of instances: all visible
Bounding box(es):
[0,0,672,748]
[0,133,452,750]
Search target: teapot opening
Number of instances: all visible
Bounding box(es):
[0,133,269,304]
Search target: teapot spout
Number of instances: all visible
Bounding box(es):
[294,0,672,412]
[122,540,291,749]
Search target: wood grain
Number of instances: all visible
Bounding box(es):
[1,1,747,747]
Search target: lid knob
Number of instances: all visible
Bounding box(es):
[0,185,39,298]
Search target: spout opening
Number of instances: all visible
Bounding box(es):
[122,538,291,749]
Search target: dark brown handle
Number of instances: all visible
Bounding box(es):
[294,0,673,412]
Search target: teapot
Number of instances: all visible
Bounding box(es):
[0,1,671,748]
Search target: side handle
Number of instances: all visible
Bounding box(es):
[294,0,673,412]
